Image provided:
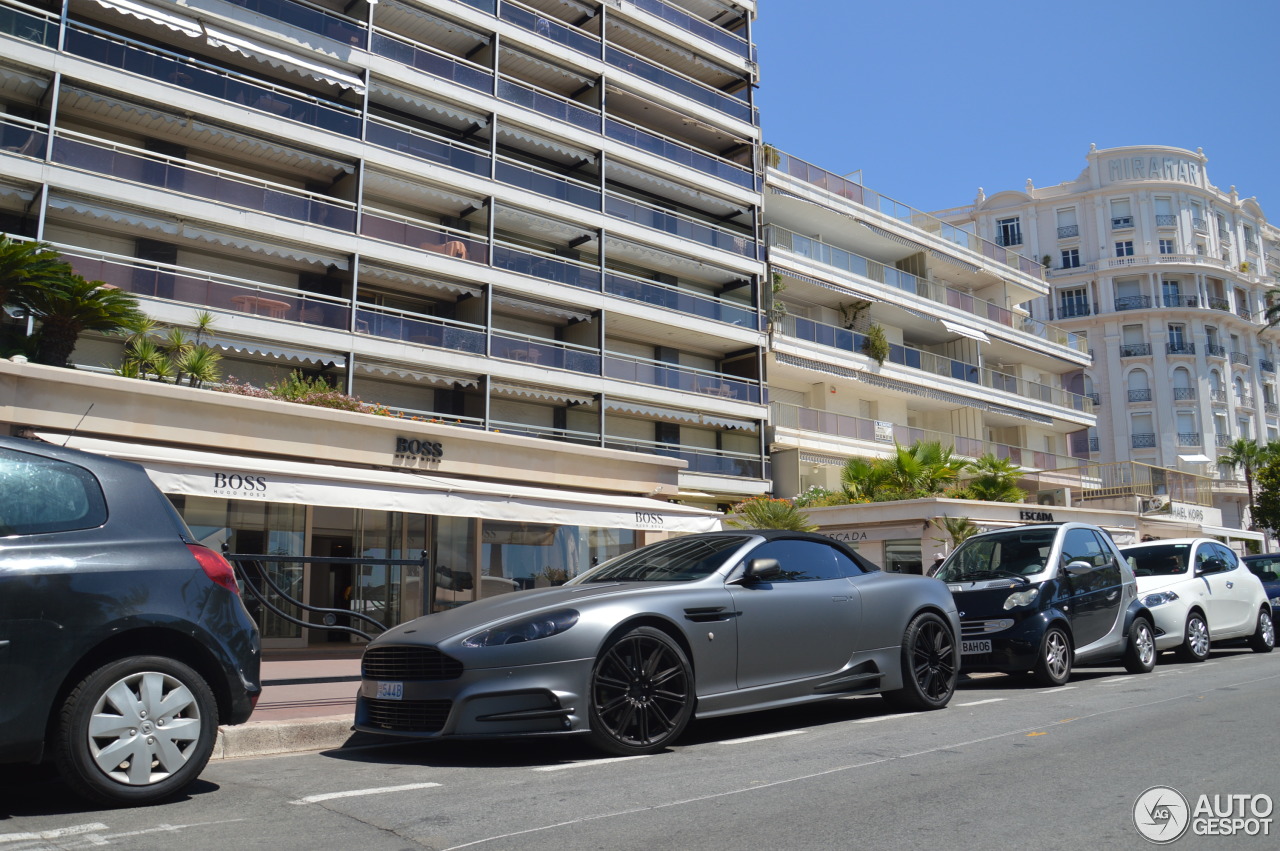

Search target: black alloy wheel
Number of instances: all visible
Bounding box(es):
[1123,617,1157,674]
[882,612,957,711]
[588,626,693,755]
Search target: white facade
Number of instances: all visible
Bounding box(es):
[937,145,1280,530]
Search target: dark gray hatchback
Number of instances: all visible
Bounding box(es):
[0,434,260,806]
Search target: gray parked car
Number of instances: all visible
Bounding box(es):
[356,530,960,755]
[0,435,260,806]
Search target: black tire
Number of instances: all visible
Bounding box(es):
[1031,625,1073,686]
[881,612,957,711]
[588,626,693,755]
[1175,611,1211,663]
[1122,617,1157,674]
[56,656,218,807]
[1248,607,1275,654]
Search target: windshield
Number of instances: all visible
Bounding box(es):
[1124,544,1190,577]
[935,528,1058,582]
[569,535,748,583]
[1245,555,1280,583]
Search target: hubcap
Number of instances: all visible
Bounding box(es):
[87,671,202,786]
[1262,612,1276,647]
[1188,617,1210,657]
[593,635,689,747]
[1136,623,1155,666]
[1046,632,1070,679]
[911,621,956,700]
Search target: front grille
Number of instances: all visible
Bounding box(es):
[961,619,1014,636]
[362,645,464,680]
[364,698,452,732]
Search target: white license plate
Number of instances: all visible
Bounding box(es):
[375,681,403,700]
[961,639,992,655]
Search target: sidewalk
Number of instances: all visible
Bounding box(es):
[213,647,370,760]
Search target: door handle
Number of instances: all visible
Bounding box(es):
[1226,581,1234,588]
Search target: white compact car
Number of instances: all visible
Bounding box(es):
[1119,538,1274,661]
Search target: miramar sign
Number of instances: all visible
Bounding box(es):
[1105,155,1203,187]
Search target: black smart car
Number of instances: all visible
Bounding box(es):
[934,523,1157,685]
[0,434,260,806]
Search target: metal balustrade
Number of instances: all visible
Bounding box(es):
[1230,351,1251,365]
[1057,225,1079,239]
[499,0,600,58]
[1128,389,1153,403]
[1177,433,1202,446]
[222,0,364,45]
[605,46,753,123]
[1173,387,1197,401]
[629,0,752,58]
[1156,215,1177,227]
[1131,433,1157,448]
[604,353,761,403]
[1166,341,1196,355]
[369,30,493,93]
[1115,295,1152,311]
[1206,343,1227,358]
[604,118,754,189]
[1120,343,1152,357]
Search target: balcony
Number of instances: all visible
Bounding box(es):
[604,118,754,190]
[1246,239,1260,253]
[768,228,1083,353]
[1173,387,1197,402]
[1156,215,1177,227]
[357,308,487,356]
[1230,351,1251,365]
[770,153,1045,280]
[365,119,490,177]
[1115,295,1152,311]
[1058,302,1093,318]
[1237,308,1255,322]
[1237,394,1255,408]
[1208,297,1230,310]
[1210,389,1227,404]
[605,46,754,123]
[222,0,365,45]
[1131,433,1157,448]
[1205,343,1226,358]
[1267,402,1280,415]
[1057,224,1079,239]
[369,30,494,94]
[1193,218,1207,232]
[602,270,760,329]
[1177,433,1202,447]
[1262,359,1276,373]
[606,437,764,479]
[1120,343,1152,357]
[1128,389,1153,403]
[1166,341,1196,355]
[1215,433,1232,447]
[606,195,754,258]
[1112,216,1134,230]
[629,0,753,59]
[499,1,601,59]
[604,353,762,403]
[994,233,1022,247]
[1162,294,1199,308]
[496,76,602,133]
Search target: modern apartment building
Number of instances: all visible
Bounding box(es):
[936,145,1280,530]
[762,151,1095,570]
[0,0,767,643]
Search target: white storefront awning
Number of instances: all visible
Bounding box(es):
[42,435,721,533]
[1201,524,1265,542]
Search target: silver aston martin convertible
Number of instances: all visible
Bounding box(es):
[355,530,960,755]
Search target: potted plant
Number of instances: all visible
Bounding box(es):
[862,322,890,365]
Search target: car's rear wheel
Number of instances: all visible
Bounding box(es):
[1248,607,1275,653]
[881,612,957,711]
[1031,625,1073,686]
[1122,617,1157,673]
[588,626,693,755]
[55,656,217,807]
[1176,611,1211,662]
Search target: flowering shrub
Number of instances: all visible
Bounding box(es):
[793,485,851,508]
[216,373,372,413]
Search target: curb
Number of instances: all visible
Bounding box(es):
[212,715,357,760]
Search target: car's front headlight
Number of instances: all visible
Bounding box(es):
[462,609,580,647]
[1142,591,1180,607]
[1003,587,1040,610]
[1269,595,1280,607]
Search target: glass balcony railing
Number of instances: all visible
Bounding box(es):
[608,194,755,258]
[606,436,764,479]
[499,1,600,58]
[604,271,760,329]
[221,0,365,46]
[365,119,490,176]
[492,243,603,292]
[493,331,602,373]
[52,134,357,231]
[489,419,601,447]
[772,152,1044,280]
[0,113,46,159]
[60,249,351,329]
[360,210,489,264]
[605,46,753,123]
[780,316,1092,413]
[769,227,1084,353]
[369,30,493,93]
[64,25,361,137]
[497,77,602,132]
[629,0,751,59]
[355,306,486,355]
[605,118,754,189]
[604,353,761,403]
[497,159,601,209]
[0,0,56,46]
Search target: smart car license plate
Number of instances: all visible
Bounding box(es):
[375,681,403,700]
[961,639,992,655]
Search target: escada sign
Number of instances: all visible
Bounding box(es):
[1020,509,1054,522]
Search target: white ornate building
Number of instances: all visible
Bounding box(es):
[937,145,1280,531]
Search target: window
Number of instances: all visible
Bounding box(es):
[1061,528,1110,569]
[1115,240,1135,257]
[1161,279,1181,305]
[1056,208,1079,239]
[1111,198,1133,229]
[1168,323,1186,347]
[0,446,108,535]
[1159,239,1175,255]
[744,539,843,581]
[1061,247,1081,268]
[997,217,1022,247]
[1060,287,1088,317]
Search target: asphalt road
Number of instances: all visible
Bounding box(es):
[3,648,1277,851]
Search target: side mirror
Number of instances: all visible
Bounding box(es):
[1063,559,1095,576]
[1196,559,1225,575]
[744,558,782,583]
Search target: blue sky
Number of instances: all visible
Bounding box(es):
[753,0,1280,217]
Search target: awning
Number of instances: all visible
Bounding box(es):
[942,320,991,343]
[91,0,201,38]
[356,361,479,388]
[499,124,595,162]
[384,0,490,44]
[360,264,480,298]
[39,435,722,533]
[492,382,594,405]
[1200,524,1264,541]
[0,181,35,204]
[208,335,345,367]
[1177,454,1213,464]
[369,82,489,126]
[609,161,745,215]
[603,400,753,430]
[492,293,592,323]
[180,225,347,268]
[47,197,181,235]
[204,26,366,92]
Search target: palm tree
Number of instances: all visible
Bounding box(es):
[0,235,71,309]
[880,441,966,498]
[1222,437,1266,530]
[726,497,817,531]
[964,454,1026,503]
[23,274,144,367]
[175,345,222,388]
[840,455,891,502]
[931,515,981,549]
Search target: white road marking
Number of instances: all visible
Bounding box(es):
[854,712,922,723]
[31,820,247,850]
[956,698,1006,707]
[1099,676,1134,686]
[0,824,108,844]
[718,730,807,745]
[532,755,650,772]
[291,782,441,804]
[1037,686,1078,694]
